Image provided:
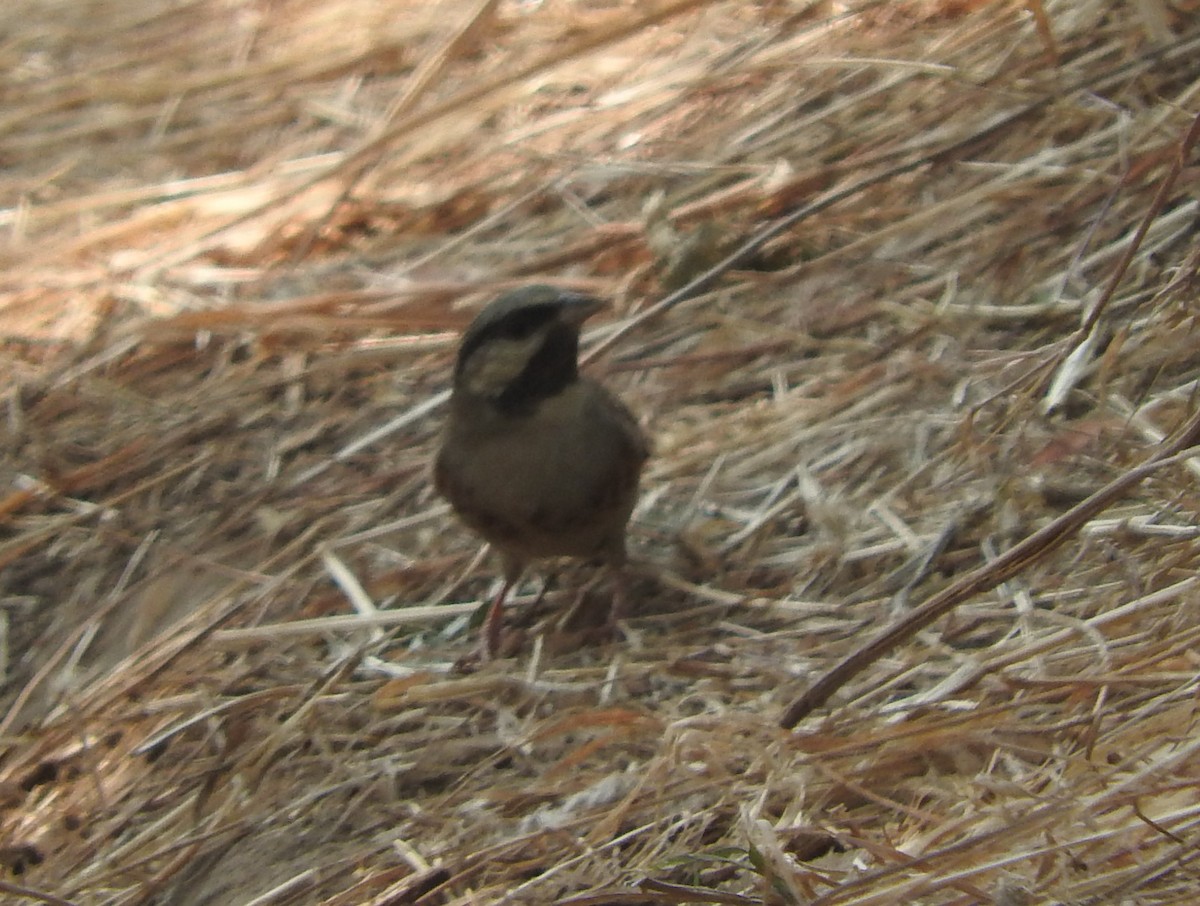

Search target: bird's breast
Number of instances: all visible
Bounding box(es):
[436,381,643,559]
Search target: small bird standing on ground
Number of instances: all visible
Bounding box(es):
[434,285,649,659]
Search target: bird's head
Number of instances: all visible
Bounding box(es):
[453,285,606,413]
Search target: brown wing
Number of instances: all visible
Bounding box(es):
[577,379,649,530]
[585,377,650,463]
[434,379,649,562]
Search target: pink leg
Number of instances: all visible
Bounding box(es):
[607,566,630,629]
[482,576,516,660]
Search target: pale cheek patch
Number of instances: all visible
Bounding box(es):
[462,333,544,397]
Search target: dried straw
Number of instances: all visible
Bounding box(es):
[3,1,1200,903]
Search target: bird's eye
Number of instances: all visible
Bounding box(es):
[496,306,552,339]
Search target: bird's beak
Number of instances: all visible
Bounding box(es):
[555,291,608,327]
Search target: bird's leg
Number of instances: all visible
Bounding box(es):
[607,564,629,627]
[481,577,515,660]
[560,563,631,646]
[555,565,607,632]
[481,556,525,660]
[526,571,555,612]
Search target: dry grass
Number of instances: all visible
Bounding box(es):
[3,1,1200,903]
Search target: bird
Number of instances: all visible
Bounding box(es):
[433,285,649,659]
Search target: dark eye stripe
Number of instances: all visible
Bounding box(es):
[457,303,557,374]
[497,306,554,338]
[494,321,580,414]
